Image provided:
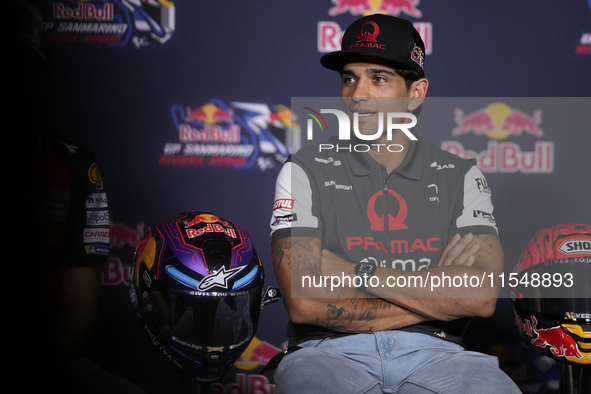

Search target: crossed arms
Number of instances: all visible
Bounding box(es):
[271,232,504,334]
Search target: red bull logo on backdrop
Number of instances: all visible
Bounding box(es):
[234,337,283,371]
[328,0,422,18]
[442,102,555,174]
[161,99,292,171]
[204,337,285,393]
[318,0,433,55]
[42,0,175,48]
[103,220,145,286]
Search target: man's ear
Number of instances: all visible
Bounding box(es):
[408,78,428,112]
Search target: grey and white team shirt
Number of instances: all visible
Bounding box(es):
[270,136,499,345]
[271,136,498,273]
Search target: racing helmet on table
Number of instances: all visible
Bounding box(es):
[512,223,591,366]
[130,211,265,382]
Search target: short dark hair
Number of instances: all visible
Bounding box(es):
[396,68,424,91]
[395,68,424,117]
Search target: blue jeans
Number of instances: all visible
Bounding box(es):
[274,331,520,393]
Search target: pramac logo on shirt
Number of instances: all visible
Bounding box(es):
[367,189,408,231]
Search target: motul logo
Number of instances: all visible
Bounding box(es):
[558,239,591,254]
[273,199,294,210]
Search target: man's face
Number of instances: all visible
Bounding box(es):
[340,61,412,137]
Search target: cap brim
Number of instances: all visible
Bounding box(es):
[320,51,377,71]
[320,51,357,71]
[320,50,416,73]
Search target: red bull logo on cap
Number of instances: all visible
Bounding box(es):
[442,102,555,174]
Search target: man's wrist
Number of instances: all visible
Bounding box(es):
[355,261,376,292]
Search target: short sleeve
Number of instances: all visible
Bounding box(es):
[453,165,498,236]
[270,161,322,242]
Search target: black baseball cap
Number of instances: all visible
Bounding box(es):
[320,14,425,76]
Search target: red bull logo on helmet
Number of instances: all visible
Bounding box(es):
[529,316,591,365]
[184,213,224,228]
[516,313,591,365]
[442,102,555,174]
[183,214,237,239]
[530,316,583,360]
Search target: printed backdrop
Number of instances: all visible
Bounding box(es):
[34,0,591,393]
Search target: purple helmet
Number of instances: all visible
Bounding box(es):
[130,211,264,382]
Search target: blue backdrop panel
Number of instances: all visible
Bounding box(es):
[35,0,591,392]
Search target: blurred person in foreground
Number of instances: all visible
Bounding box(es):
[4,1,111,391]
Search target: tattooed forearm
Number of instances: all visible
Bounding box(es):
[271,237,291,267]
[292,237,322,274]
[323,295,393,333]
[272,237,321,274]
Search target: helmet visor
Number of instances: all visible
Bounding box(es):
[145,287,262,350]
[513,259,591,317]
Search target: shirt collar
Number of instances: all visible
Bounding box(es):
[347,138,424,180]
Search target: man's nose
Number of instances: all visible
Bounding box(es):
[351,78,370,101]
